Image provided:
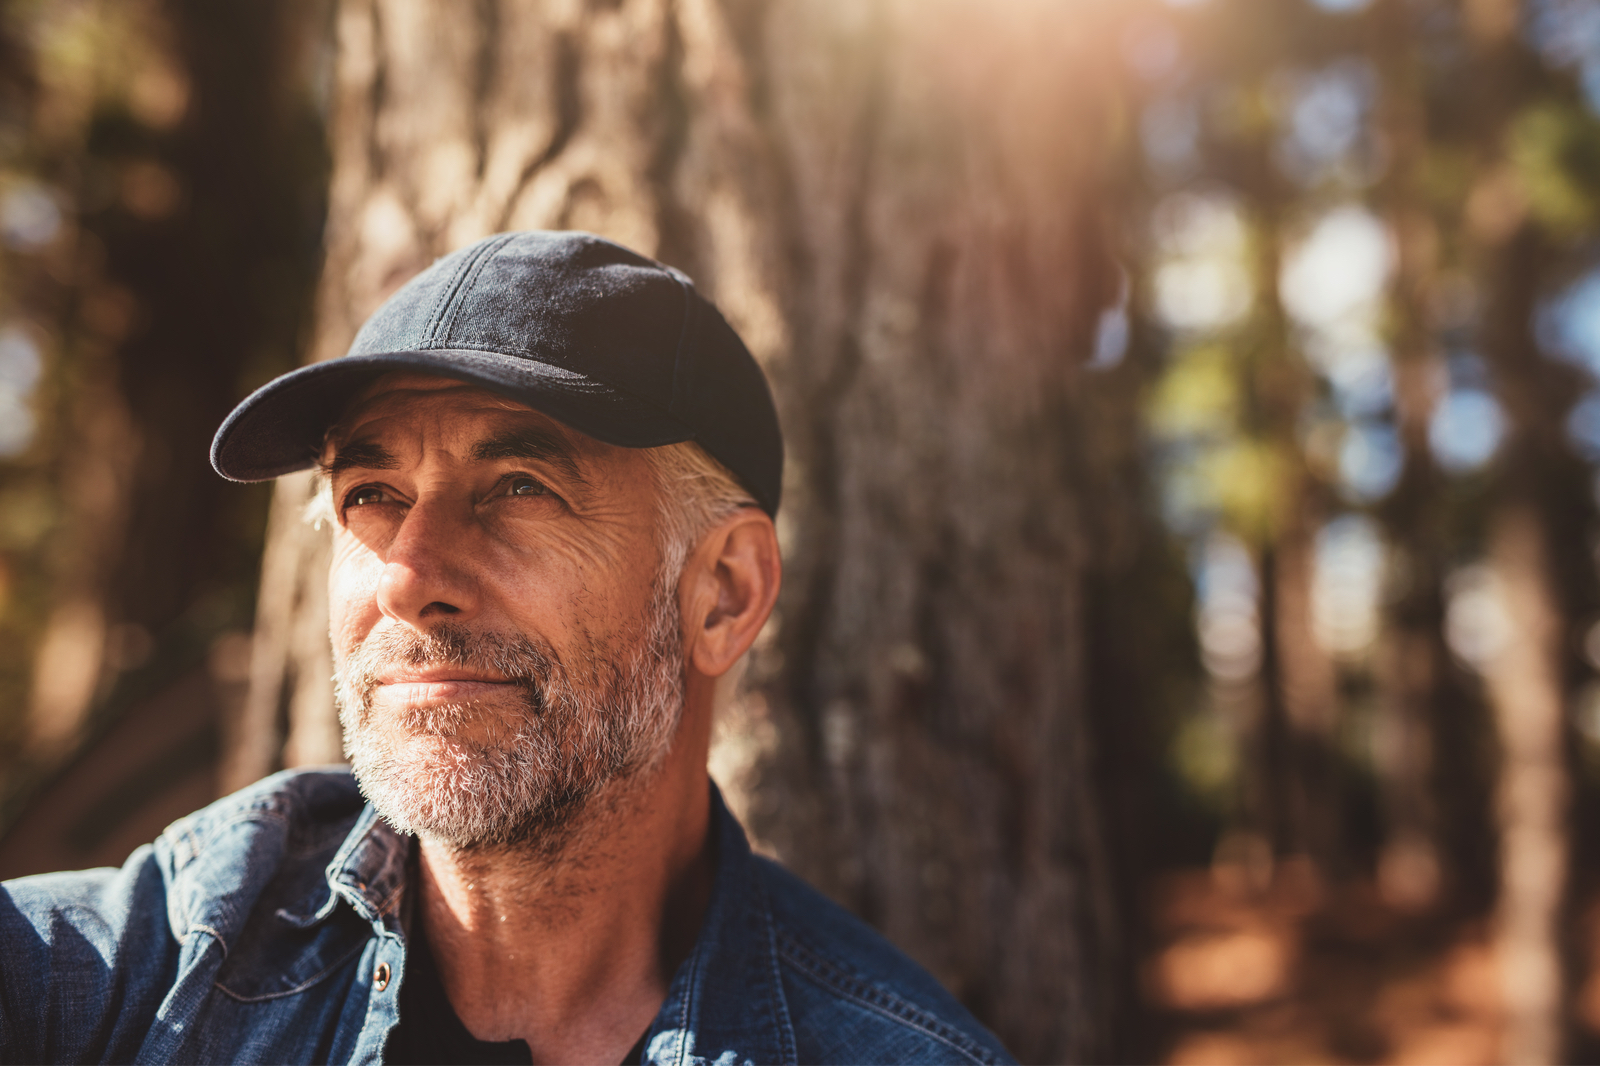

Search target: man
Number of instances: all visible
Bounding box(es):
[0,232,1014,1065]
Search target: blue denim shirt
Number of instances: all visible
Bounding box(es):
[0,768,1014,1065]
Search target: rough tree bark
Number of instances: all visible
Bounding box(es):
[237,0,1127,1058]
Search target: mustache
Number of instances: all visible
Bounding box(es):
[343,621,563,716]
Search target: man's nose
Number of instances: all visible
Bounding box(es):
[375,494,480,624]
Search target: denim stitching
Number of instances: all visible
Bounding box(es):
[776,934,994,1065]
[213,937,368,1003]
[419,244,484,346]
[354,933,399,1062]
[433,232,519,343]
[753,875,798,1064]
[180,923,227,959]
[166,810,291,940]
[673,934,702,1065]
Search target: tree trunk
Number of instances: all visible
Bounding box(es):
[1369,0,1457,914]
[1467,1,1594,1058]
[242,0,1128,1058]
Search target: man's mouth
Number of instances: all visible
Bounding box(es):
[370,668,523,708]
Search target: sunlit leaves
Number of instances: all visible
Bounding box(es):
[0,327,40,457]
[1150,343,1241,437]
[1280,205,1394,331]
[1151,191,1256,331]
[1508,102,1600,235]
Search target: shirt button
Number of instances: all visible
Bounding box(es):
[374,962,392,991]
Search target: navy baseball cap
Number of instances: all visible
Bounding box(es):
[210,230,783,515]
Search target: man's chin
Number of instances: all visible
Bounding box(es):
[350,745,535,844]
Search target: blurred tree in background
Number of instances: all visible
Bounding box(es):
[17,0,1600,1063]
[1125,0,1600,1060]
[0,0,327,867]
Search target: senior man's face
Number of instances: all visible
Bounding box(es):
[324,373,684,850]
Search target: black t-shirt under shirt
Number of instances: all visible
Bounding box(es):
[382,929,648,1066]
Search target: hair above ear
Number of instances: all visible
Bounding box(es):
[645,440,760,587]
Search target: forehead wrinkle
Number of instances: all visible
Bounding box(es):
[323,438,400,474]
[319,388,619,501]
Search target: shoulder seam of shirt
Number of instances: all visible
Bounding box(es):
[160,769,360,874]
[773,930,997,1066]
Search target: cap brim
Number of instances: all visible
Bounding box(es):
[210,350,694,482]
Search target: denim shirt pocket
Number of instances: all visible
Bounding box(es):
[206,817,377,1003]
[212,904,372,1002]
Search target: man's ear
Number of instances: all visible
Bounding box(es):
[681,509,782,678]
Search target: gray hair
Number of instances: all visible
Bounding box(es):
[642,440,761,583]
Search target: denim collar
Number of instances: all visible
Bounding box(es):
[318,782,797,1064]
[643,785,797,1064]
[294,804,411,931]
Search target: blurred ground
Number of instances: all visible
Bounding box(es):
[1146,860,1600,1065]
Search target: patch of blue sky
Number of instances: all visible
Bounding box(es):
[1306,0,1372,13]
[1315,342,1393,421]
[1340,419,1403,502]
[1274,59,1377,185]
[1567,390,1600,461]
[1527,1,1600,112]
[1537,268,1600,377]
[1156,443,1220,539]
[1430,388,1505,472]
[1446,350,1492,391]
[1090,267,1131,369]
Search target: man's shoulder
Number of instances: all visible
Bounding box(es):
[159,765,364,872]
[752,856,1015,1066]
[152,767,366,926]
[0,768,370,1063]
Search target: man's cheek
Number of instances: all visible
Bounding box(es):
[328,545,385,654]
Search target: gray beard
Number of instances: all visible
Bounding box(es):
[333,581,685,852]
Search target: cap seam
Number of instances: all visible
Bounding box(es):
[418,249,478,345]
[424,233,518,346]
[666,268,699,423]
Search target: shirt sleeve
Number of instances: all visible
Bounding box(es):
[0,844,182,1064]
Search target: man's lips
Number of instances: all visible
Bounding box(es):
[376,667,512,685]
[371,670,521,705]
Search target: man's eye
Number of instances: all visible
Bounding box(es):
[347,485,389,508]
[507,476,549,498]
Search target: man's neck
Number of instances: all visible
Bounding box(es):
[412,757,715,1065]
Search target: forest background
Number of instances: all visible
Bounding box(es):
[7,0,1600,1063]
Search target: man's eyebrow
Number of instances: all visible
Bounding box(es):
[470,427,589,485]
[323,439,399,474]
